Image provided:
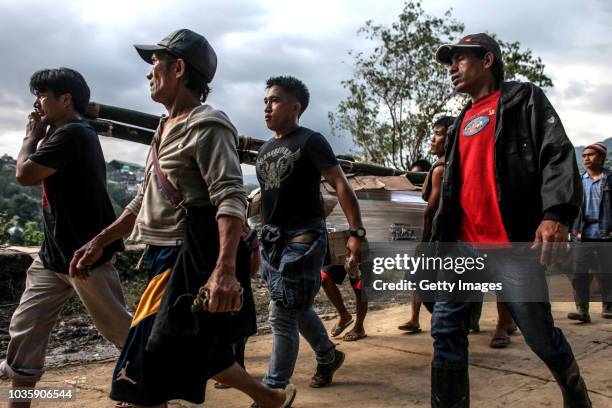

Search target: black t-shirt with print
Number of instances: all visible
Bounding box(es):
[29,120,124,274]
[256,126,338,228]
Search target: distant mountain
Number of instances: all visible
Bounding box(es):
[574,137,612,173]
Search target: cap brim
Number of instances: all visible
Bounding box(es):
[133,44,166,64]
[435,44,483,65]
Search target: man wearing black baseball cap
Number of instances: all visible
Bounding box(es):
[429,33,591,407]
[71,28,296,408]
[133,28,217,84]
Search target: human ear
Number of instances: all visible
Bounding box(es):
[60,93,73,110]
[175,59,187,79]
[293,101,302,118]
[483,52,495,70]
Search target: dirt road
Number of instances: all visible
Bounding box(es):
[3,301,611,407]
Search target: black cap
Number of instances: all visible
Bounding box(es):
[134,29,217,83]
[435,33,502,65]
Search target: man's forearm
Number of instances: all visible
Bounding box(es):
[216,215,243,273]
[16,137,39,177]
[336,180,363,229]
[93,209,137,247]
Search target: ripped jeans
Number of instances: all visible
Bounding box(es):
[260,219,336,388]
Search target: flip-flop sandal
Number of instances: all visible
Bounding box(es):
[490,335,511,348]
[397,322,422,333]
[214,381,231,389]
[330,318,354,337]
[114,402,134,408]
[281,384,297,408]
[343,331,367,341]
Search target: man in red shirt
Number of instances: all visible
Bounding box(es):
[430,34,590,407]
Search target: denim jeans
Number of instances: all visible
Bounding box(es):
[431,243,576,375]
[261,219,336,388]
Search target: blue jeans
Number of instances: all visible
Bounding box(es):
[431,244,575,375]
[261,220,335,388]
[263,301,336,388]
[432,301,574,373]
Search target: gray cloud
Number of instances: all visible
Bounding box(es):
[0,0,611,165]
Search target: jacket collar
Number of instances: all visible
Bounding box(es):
[500,81,529,109]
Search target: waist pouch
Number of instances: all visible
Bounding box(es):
[146,206,257,352]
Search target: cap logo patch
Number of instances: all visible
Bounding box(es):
[463,115,490,136]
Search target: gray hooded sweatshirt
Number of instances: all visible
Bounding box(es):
[126,104,247,246]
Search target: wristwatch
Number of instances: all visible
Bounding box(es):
[349,227,367,239]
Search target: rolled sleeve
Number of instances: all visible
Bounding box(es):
[217,193,248,221]
[195,124,247,222]
[125,180,144,216]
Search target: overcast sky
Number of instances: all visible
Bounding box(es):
[1,0,610,181]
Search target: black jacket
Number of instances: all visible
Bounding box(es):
[434,81,583,242]
[573,168,612,241]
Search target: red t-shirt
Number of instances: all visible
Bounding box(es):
[457,90,508,243]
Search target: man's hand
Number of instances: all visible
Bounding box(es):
[346,235,362,262]
[530,220,569,267]
[204,262,242,313]
[26,112,47,141]
[69,238,104,280]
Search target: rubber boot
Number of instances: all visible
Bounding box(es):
[431,363,469,408]
[551,360,592,408]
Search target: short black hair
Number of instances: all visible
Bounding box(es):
[410,159,432,172]
[433,116,455,131]
[473,48,504,87]
[156,51,211,102]
[266,76,310,116]
[29,68,90,115]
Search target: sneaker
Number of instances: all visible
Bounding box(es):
[567,310,591,323]
[309,350,345,388]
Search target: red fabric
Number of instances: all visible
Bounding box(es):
[458,90,508,243]
[41,180,49,209]
[321,270,332,282]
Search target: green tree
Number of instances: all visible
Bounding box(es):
[8,193,40,224]
[330,1,553,169]
[23,221,44,246]
[0,211,8,244]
